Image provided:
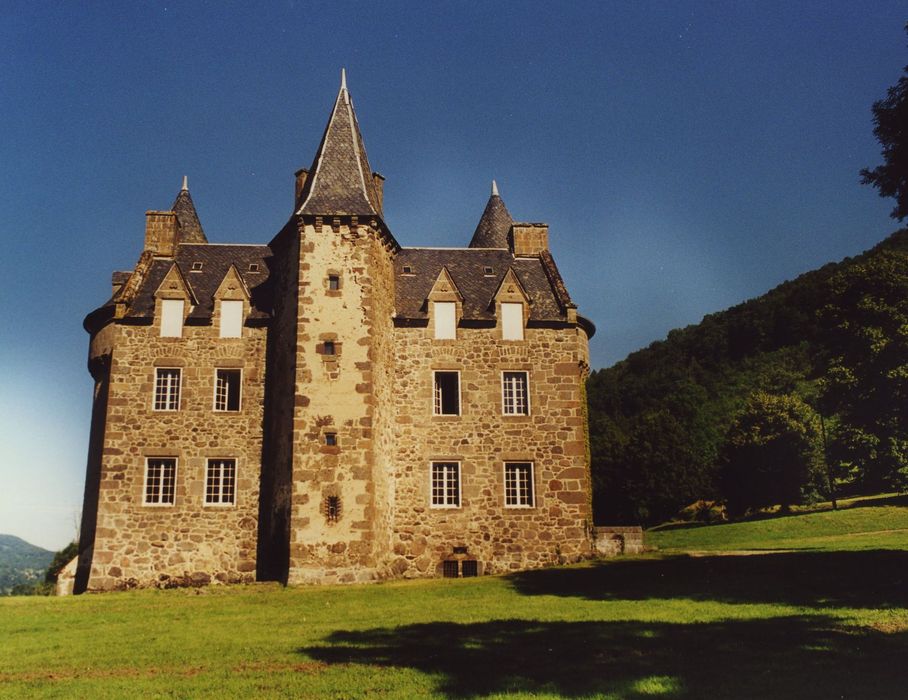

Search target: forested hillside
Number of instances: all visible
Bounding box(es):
[588,228,908,525]
[0,534,53,595]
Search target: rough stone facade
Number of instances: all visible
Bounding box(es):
[77,75,596,592]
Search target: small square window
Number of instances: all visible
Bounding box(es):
[431,461,461,508]
[323,340,336,356]
[145,458,176,505]
[205,459,236,505]
[483,266,494,275]
[248,263,260,272]
[325,432,337,446]
[190,262,203,271]
[402,265,414,274]
[214,369,241,411]
[433,371,460,415]
[328,275,340,291]
[505,462,534,507]
[153,368,181,411]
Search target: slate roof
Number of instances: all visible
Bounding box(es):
[171,187,207,243]
[468,191,513,249]
[119,243,272,321]
[395,248,567,322]
[296,73,380,217]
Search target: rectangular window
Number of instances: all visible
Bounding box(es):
[501,302,524,340]
[328,274,340,291]
[433,371,460,415]
[433,301,456,339]
[145,458,176,505]
[431,461,461,508]
[205,459,236,505]
[153,368,181,411]
[160,299,185,338]
[220,300,244,338]
[214,369,241,411]
[502,371,530,415]
[504,462,534,507]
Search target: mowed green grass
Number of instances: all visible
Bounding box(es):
[3,499,908,699]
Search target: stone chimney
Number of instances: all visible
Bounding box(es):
[510,223,549,257]
[144,211,179,257]
[372,172,385,216]
[295,169,309,209]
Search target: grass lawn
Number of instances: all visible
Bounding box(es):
[3,497,908,699]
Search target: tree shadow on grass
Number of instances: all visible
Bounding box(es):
[508,549,908,609]
[301,616,908,698]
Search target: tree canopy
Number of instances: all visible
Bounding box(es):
[861,24,908,221]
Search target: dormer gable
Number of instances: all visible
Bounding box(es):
[153,263,194,337]
[492,268,530,341]
[427,267,463,340]
[213,265,250,338]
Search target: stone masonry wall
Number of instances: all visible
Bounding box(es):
[286,222,393,584]
[389,322,593,576]
[85,317,266,591]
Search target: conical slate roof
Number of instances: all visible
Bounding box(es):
[171,177,207,244]
[296,70,380,217]
[468,181,513,249]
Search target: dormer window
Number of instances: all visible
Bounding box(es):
[160,299,185,338]
[402,265,414,275]
[191,262,203,271]
[219,300,244,338]
[248,263,260,272]
[483,266,494,275]
[433,301,456,340]
[501,302,524,341]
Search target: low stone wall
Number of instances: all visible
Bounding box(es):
[592,526,644,557]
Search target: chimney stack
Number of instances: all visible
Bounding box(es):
[294,169,309,209]
[144,211,179,257]
[371,172,385,216]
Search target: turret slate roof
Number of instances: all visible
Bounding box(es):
[468,185,513,249]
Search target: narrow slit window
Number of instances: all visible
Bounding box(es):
[325,432,337,446]
[214,369,241,412]
[325,495,341,523]
[431,462,461,507]
[501,302,524,341]
[433,301,456,339]
[328,274,340,291]
[220,300,244,338]
[205,459,236,505]
[145,458,176,505]
[160,299,185,338]
[153,368,181,411]
[504,462,535,508]
[433,371,460,415]
[323,340,336,356]
[502,371,529,415]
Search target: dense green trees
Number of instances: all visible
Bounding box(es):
[720,392,825,517]
[588,230,908,526]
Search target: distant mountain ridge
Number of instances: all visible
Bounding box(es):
[588,227,908,525]
[0,534,54,595]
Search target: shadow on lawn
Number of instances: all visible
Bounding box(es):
[508,549,908,609]
[301,616,908,699]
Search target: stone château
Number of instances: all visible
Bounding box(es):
[76,73,596,592]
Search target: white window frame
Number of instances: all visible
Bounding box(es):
[160,299,185,338]
[144,457,177,506]
[204,458,237,506]
[501,302,524,341]
[433,301,457,340]
[430,461,461,508]
[153,368,181,411]
[504,461,535,508]
[433,370,461,416]
[502,371,530,416]
[219,300,244,338]
[213,368,242,412]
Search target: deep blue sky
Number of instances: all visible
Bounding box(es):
[1,1,905,549]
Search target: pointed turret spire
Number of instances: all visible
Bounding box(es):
[170,177,207,244]
[469,180,513,248]
[296,72,381,217]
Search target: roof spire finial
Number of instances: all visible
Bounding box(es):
[491,179,499,197]
[341,67,347,91]
[181,175,188,191]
